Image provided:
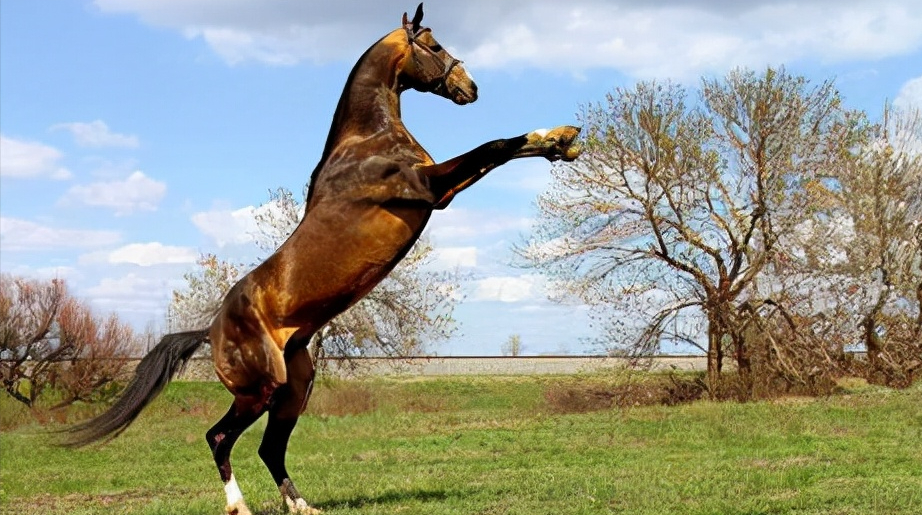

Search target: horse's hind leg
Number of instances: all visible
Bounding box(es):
[206,400,266,515]
[258,345,319,514]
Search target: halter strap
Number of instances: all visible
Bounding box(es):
[410,37,462,80]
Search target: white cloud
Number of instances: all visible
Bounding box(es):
[50,120,139,148]
[478,160,555,192]
[93,0,392,65]
[85,273,156,298]
[191,205,259,247]
[0,217,121,251]
[459,2,922,79]
[430,246,478,269]
[194,26,315,66]
[0,262,81,282]
[60,171,166,215]
[471,275,543,303]
[428,207,532,243]
[894,75,922,111]
[190,196,307,249]
[92,1,922,79]
[83,272,175,315]
[80,242,198,267]
[0,135,72,180]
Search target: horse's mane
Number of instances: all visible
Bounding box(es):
[304,32,402,207]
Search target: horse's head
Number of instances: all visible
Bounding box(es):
[400,4,478,105]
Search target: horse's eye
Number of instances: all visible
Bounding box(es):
[429,44,442,53]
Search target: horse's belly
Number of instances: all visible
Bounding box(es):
[262,202,430,332]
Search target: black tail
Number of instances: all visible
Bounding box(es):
[61,329,209,447]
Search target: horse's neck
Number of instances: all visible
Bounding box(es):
[324,33,408,155]
[306,31,413,207]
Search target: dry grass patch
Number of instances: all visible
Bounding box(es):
[543,374,706,414]
[306,379,378,417]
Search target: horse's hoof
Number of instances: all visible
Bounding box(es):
[563,142,582,161]
[286,497,322,514]
[542,125,582,162]
[226,500,253,515]
[281,478,321,514]
[546,125,581,144]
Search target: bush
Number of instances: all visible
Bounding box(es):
[1,275,136,408]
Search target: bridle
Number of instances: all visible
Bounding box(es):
[407,29,464,95]
[408,30,461,71]
[401,4,468,99]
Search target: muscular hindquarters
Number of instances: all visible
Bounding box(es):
[209,284,290,404]
[208,195,430,402]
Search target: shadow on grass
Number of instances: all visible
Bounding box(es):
[318,487,462,510]
[253,487,461,514]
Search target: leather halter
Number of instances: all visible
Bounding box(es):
[406,29,463,96]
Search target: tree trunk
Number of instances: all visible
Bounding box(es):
[3,380,34,408]
[862,314,885,384]
[706,323,723,399]
[734,332,753,400]
[914,280,922,341]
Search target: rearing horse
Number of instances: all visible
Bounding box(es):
[66,5,580,514]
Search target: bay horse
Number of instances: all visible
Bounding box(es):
[65,4,580,514]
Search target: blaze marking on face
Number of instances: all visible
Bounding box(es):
[463,65,475,83]
[532,129,549,138]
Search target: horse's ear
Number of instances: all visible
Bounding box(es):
[411,3,424,33]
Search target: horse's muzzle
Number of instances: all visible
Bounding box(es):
[452,83,478,105]
[444,61,478,105]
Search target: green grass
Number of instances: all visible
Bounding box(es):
[1,375,921,514]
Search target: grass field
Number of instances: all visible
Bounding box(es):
[1,375,921,514]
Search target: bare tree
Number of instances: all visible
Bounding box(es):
[0,275,67,406]
[53,297,134,405]
[168,253,242,332]
[0,275,134,407]
[170,187,459,361]
[524,69,863,397]
[501,334,522,356]
[795,105,922,386]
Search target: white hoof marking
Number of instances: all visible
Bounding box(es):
[285,496,320,514]
[286,496,307,510]
[225,474,244,507]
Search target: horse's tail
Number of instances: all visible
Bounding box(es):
[61,329,209,447]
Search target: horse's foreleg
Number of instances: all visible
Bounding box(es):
[259,346,320,514]
[421,125,581,209]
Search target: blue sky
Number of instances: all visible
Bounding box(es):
[2,0,921,356]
